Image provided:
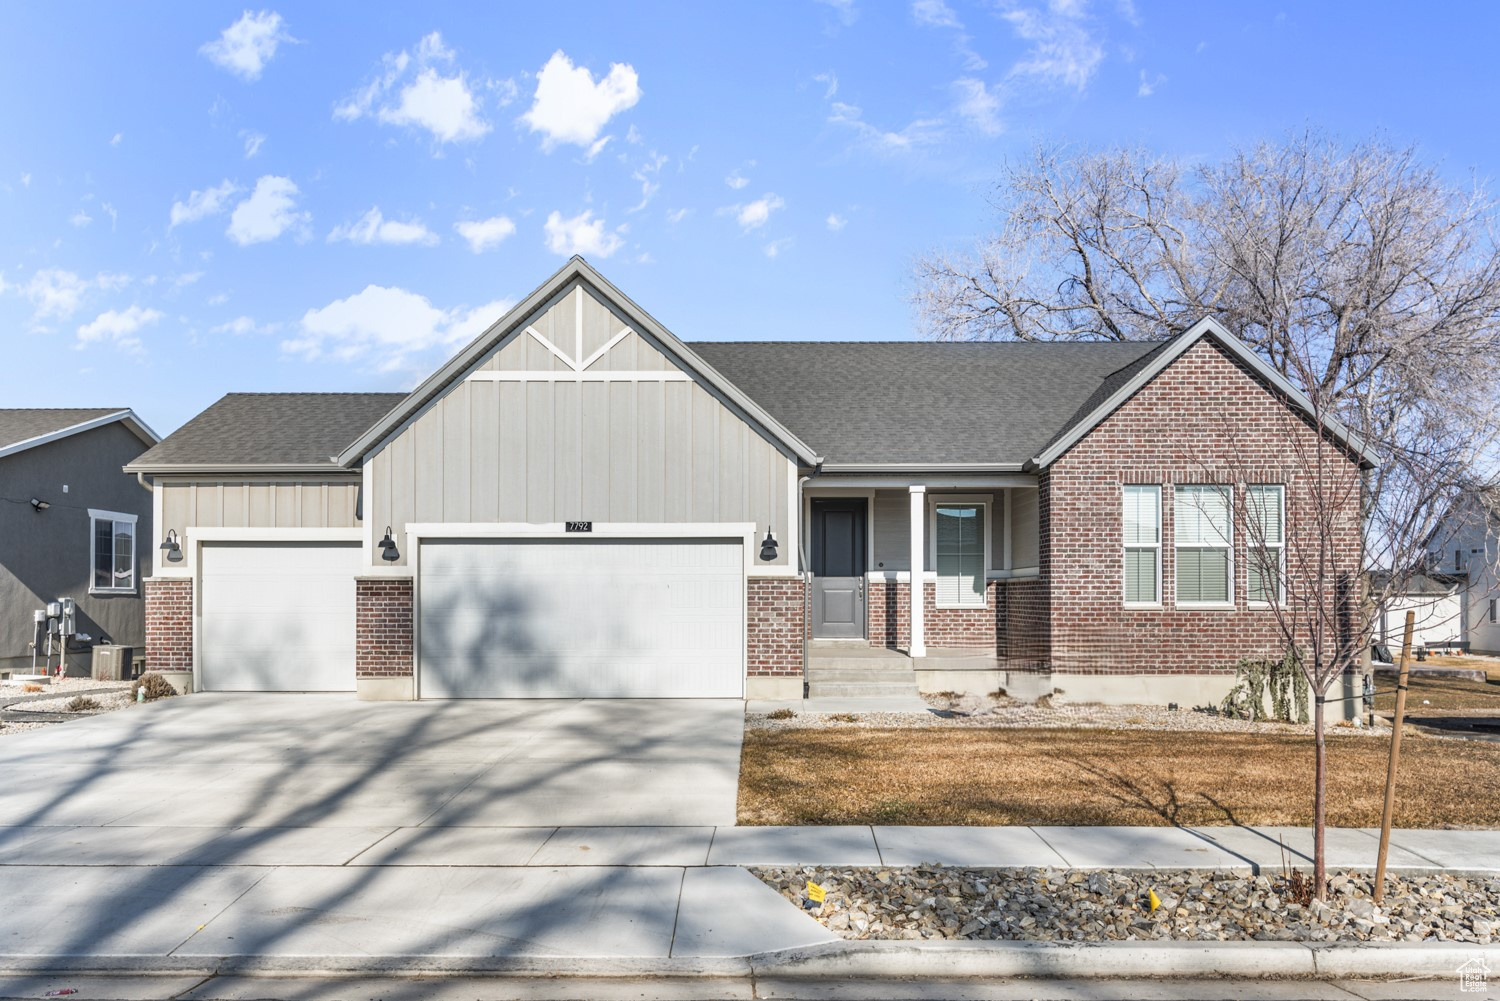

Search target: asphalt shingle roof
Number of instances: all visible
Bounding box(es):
[128,393,405,468]
[0,408,127,451]
[689,341,1162,466]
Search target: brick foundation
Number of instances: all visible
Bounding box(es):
[143,578,192,672]
[748,576,806,679]
[355,577,414,679]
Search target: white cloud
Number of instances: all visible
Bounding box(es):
[816,0,858,25]
[174,271,204,288]
[242,131,266,158]
[13,269,129,320]
[828,101,943,152]
[727,194,785,232]
[227,175,308,245]
[953,78,1003,135]
[454,215,517,253]
[813,72,839,100]
[286,285,513,372]
[628,151,668,212]
[725,169,749,190]
[826,213,847,231]
[19,173,30,187]
[170,180,239,229]
[101,203,118,229]
[521,50,641,151]
[208,292,230,306]
[200,10,293,82]
[211,315,276,336]
[328,206,439,246]
[1001,1,1104,91]
[70,210,92,228]
[335,32,488,144]
[110,132,123,147]
[543,209,625,258]
[76,306,161,352]
[666,208,690,224]
[763,238,794,258]
[913,0,962,27]
[1137,69,1166,97]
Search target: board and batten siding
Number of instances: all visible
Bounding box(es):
[366,285,796,566]
[158,479,362,539]
[870,487,1039,572]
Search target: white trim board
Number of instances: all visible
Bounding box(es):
[2,409,160,461]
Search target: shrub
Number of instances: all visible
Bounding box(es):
[65,696,100,712]
[767,707,797,720]
[1221,652,1310,723]
[131,673,177,702]
[23,684,42,693]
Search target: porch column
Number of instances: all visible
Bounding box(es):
[909,484,926,658]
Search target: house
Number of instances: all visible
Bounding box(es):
[0,408,160,677]
[1374,572,1466,655]
[125,258,1370,710]
[1407,490,1500,654]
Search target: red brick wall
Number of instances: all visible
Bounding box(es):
[143,578,192,672]
[748,576,805,678]
[868,579,998,650]
[999,577,1050,668]
[1042,337,1363,676]
[356,577,413,679]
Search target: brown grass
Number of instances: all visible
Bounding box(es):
[1420,654,1500,681]
[738,727,1500,827]
[1373,674,1500,715]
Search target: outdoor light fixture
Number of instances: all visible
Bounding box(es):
[159,529,183,563]
[759,526,779,562]
[29,497,49,512]
[379,526,400,562]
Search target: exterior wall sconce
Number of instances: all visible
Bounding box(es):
[159,529,183,563]
[29,498,50,512]
[379,526,401,562]
[759,526,779,562]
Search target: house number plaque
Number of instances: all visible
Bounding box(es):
[565,521,593,533]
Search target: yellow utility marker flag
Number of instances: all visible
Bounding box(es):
[806,881,827,904]
[1148,889,1161,913]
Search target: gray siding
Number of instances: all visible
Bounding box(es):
[158,479,361,540]
[0,422,152,672]
[1011,487,1039,568]
[870,489,1037,573]
[368,286,795,566]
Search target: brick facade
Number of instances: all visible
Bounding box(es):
[143,577,192,672]
[868,579,999,650]
[355,577,414,679]
[748,576,805,678]
[1040,338,1362,676]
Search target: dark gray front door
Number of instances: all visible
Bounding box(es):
[811,499,868,639]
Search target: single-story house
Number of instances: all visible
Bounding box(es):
[0,408,159,677]
[126,257,1370,707]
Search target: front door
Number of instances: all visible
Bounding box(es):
[811,499,868,639]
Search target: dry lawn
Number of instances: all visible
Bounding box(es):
[1419,654,1500,681]
[738,727,1500,828]
[1374,673,1500,715]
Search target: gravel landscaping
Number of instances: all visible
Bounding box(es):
[0,679,136,736]
[756,865,1500,944]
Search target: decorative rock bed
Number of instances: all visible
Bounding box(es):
[754,866,1499,944]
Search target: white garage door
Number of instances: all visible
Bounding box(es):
[418,537,744,698]
[199,541,360,692]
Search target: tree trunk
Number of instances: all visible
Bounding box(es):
[1313,694,1327,900]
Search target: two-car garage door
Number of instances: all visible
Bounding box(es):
[417,538,745,698]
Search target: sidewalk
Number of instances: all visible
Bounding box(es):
[0,824,1496,973]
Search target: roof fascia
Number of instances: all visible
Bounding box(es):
[0,409,159,461]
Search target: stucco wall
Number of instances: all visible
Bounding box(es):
[0,422,153,671]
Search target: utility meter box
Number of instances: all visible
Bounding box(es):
[91,645,133,681]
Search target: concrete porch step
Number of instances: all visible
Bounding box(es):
[805,668,922,684]
[807,681,923,699]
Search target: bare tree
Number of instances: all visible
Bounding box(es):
[919,131,1500,898]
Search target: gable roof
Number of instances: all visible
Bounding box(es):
[124,394,403,474]
[1026,317,1378,470]
[0,408,159,461]
[337,257,821,467]
[692,340,1159,469]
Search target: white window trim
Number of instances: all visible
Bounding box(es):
[1173,484,1235,609]
[88,508,139,595]
[1123,485,1162,609]
[928,496,991,609]
[1246,484,1286,608]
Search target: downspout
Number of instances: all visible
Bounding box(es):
[798,472,815,699]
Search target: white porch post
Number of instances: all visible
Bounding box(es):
[909,484,926,658]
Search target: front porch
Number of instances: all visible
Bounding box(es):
[755,641,1054,710]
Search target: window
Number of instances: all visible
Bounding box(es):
[1174,485,1232,605]
[934,503,985,607]
[1246,485,1285,605]
[1123,485,1161,605]
[89,509,137,594]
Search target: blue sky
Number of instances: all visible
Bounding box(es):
[3,1,1498,435]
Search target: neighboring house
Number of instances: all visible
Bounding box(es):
[1412,491,1500,654]
[125,258,1370,708]
[1375,572,1466,653]
[0,409,160,677]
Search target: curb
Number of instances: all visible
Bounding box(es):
[0,941,1491,980]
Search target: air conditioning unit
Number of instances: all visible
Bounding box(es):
[91,644,133,682]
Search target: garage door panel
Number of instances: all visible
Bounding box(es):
[419,538,744,698]
[199,542,359,692]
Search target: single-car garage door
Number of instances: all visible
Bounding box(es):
[418,537,744,698]
[199,541,361,691]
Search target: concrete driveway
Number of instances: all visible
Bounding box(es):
[0,694,745,831]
